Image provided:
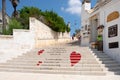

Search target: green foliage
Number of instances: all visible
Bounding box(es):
[18,6,70,32]
[19,6,42,29]
[43,10,68,32]
[97,35,103,41]
[66,26,70,32]
[3,18,23,35]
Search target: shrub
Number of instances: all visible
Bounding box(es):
[3,18,23,35]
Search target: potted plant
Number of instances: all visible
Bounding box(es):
[97,35,103,51]
[97,35,102,41]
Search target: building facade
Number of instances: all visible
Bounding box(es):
[81,0,120,62]
[81,0,91,46]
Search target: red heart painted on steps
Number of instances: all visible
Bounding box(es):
[38,61,42,64]
[70,51,81,67]
[37,63,40,66]
[38,49,44,55]
[36,61,42,66]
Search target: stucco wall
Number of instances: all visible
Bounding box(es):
[102,0,120,62]
[89,0,120,62]
[81,3,91,46]
[0,30,32,63]
[13,29,35,49]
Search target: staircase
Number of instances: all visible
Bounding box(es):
[0,42,119,76]
[0,43,106,75]
[91,49,120,75]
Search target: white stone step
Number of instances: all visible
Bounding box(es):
[1,61,99,66]
[90,49,120,75]
[0,65,103,71]
[16,56,95,59]
[11,58,97,61]
[0,68,105,75]
[96,58,113,61]
[12,55,96,59]
[22,51,93,54]
[7,59,99,64]
[114,71,120,75]
[93,54,110,58]
[21,53,94,56]
[92,51,103,54]
[99,60,118,64]
[106,67,120,71]
[102,64,120,67]
[0,62,101,67]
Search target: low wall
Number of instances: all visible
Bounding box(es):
[13,29,35,50]
[0,32,32,63]
[0,17,71,63]
[30,17,71,48]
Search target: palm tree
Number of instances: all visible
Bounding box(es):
[10,0,20,18]
[2,0,6,33]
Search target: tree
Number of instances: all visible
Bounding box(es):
[18,6,70,32]
[2,0,6,33]
[43,10,69,32]
[66,26,70,32]
[10,0,20,18]
[19,6,42,29]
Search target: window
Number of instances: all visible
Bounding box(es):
[85,25,87,30]
[109,42,119,49]
[108,24,118,38]
[0,19,2,22]
[88,25,90,30]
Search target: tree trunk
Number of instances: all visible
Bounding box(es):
[2,0,6,33]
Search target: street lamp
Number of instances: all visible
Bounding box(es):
[10,0,20,18]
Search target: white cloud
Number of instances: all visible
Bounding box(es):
[62,0,82,16]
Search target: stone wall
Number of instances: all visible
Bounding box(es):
[0,17,71,63]
[29,17,71,48]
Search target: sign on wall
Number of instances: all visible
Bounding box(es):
[109,42,119,49]
[107,11,119,22]
[108,24,118,38]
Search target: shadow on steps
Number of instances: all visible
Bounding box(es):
[91,49,120,75]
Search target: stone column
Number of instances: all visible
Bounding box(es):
[90,19,98,42]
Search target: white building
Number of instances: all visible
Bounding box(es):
[81,0,120,62]
[81,0,91,46]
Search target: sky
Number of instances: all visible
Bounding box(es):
[0,0,97,36]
